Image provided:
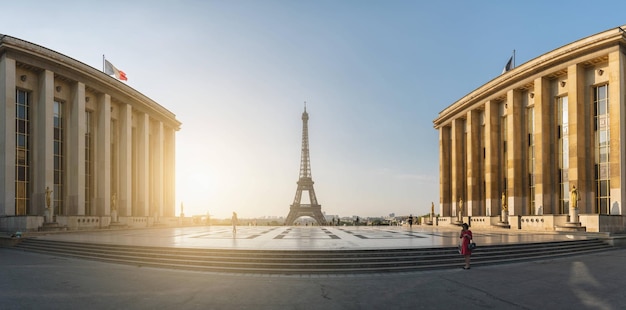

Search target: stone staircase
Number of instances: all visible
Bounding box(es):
[10,238,613,274]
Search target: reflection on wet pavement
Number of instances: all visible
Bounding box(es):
[32,225,591,250]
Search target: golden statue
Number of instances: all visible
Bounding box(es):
[501,192,507,211]
[431,202,435,215]
[570,185,579,209]
[111,193,117,210]
[45,186,52,208]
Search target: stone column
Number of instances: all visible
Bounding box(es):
[567,64,588,214]
[451,118,465,218]
[466,109,481,216]
[439,126,452,217]
[484,100,500,217]
[0,55,16,216]
[67,82,86,215]
[506,89,525,216]
[119,103,132,216]
[137,113,150,217]
[96,94,111,216]
[153,121,164,218]
[608,51,624,215]
[32,70,54,217]
[533,77,554,214]
[164,127,176,217]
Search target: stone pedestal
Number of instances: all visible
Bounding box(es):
[111,209,118,223]
[44,208,51,223]
[556,209,586,231]
[569,208,579,224]
[556,222,586,231]
[455,212,463,225]
[42,206,64,231]
[44,207,54,223]
[41,222,66,231]
[494,211,510,228]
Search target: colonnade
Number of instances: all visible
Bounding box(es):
[0,55,177,219]
[436,50,626,219]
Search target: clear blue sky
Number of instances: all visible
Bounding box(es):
[3,0,626,219]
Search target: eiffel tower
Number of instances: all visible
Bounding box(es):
[285,104,327,226]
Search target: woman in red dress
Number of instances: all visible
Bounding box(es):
[460,223,473,269]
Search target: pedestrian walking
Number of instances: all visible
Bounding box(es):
[460,223,473,269]
[232,212,238,234]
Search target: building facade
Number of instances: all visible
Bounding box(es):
[0,35,181,231]
[433,26,626,233]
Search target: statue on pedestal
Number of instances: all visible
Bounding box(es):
[45,186,52,208]
[569,185,579,223]
[501,192,508,223]
[570,185,579,209]
[111,193,117,210]
[111,193,118,223]
[44,186,53,223]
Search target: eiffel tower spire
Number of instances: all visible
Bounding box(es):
[298,102,312,180]
[285,103,327,225]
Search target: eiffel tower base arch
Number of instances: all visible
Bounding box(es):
[285,204,327,226]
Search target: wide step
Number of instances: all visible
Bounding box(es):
[11,238,613,274]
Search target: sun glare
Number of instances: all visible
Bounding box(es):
[176,165,215,217]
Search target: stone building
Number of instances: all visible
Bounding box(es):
[433,25,626,232]
[0,34,181,231]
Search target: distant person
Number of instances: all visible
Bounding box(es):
[460,223,473,269]
[232,212,238,234]
[408,215,413,229]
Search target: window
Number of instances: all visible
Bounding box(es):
[85,111,93,215]
[557,96,569,214]
[479,110,485,214]
[111,119,118,210]
[53,101,64,215]
[527,106,535,214]
[501,103,507,194]
[15,90,30,215]
[594,85,610,214]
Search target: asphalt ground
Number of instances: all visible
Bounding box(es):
[0,226,626,310]
[1,247,625,309]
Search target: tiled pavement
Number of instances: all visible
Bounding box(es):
[26,225,591,250]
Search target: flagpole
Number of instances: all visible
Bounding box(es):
[513,50,516,68]
[102,54,105,72]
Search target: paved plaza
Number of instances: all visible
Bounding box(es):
[25,225,592,250]
[2,226,624,309]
